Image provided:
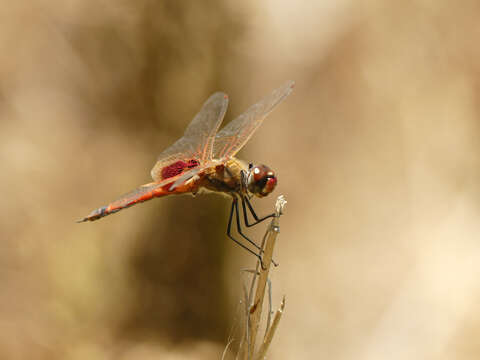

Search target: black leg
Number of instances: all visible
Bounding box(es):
[241,196,276,228]
[234,198,264,251]
[240,197,279,267]
[227,198,265,269]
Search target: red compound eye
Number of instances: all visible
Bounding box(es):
[264,177,277,194]
[248,164,277,197]
[252,164,269,181]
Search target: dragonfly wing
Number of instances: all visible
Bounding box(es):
[151,92,229,181]
[213,81,294,160]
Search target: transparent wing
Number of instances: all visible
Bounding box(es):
[151,92,229,181]
[213,80,294,160]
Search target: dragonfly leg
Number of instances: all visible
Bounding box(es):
[241,196,276,227]
[227,198,266,269]
[233,198,263,252]
[237,197,278,267]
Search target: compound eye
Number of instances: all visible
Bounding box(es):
[249,164,277,197]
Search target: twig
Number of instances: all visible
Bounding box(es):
[237,273,254,360]
[265,278,273,336]
[222,338,234,360]
[247,195,286,359]
[255,296,285,360]
[230,195,287,360]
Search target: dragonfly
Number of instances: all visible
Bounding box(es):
[78,81,294,263]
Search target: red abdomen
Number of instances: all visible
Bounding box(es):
[78,179,196,222]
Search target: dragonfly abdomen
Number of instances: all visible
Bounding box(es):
[78,182,171,222]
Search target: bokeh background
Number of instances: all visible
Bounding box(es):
[1,1,480,359]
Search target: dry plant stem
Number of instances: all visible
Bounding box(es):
[265,278,273,335]
[236,195,286,360]
[236,280,253,360]
[254,296,285,360]
[247,208,281,358]
[222,338,234,360]
[238,239,268,360]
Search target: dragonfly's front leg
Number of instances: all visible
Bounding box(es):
[241,196,276,228]
[226,197,265,269]
[233,196,278,267]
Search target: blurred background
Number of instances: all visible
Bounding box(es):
[1,0,480,359]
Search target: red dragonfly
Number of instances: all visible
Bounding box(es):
[79,81,294,261]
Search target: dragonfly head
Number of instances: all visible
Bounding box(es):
[246,164,277,198]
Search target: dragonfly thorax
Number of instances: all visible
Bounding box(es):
[246,164,277,198]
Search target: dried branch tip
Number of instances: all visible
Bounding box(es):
[275,195,287,216]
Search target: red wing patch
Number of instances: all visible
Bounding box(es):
[161,159,200,180]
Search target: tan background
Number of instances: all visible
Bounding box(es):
[1,1,480,359]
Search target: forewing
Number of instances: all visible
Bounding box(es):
[151,92,228,181]
[213,80,294,160]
